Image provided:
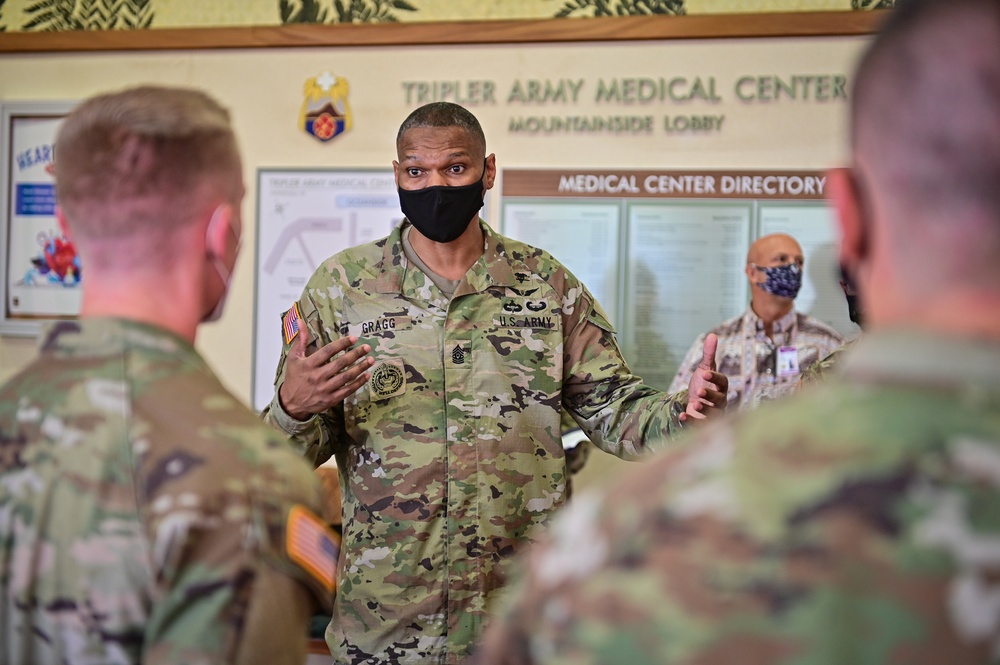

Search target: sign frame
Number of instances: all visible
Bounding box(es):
[0,99,78,336]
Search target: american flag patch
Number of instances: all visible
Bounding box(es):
[282,303,301,345]
[286,505,339,593]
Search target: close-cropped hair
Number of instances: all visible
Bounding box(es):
[850,0,1000,223]
[395,101,487,154]
[55,85,242,239]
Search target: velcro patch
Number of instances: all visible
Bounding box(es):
[496,298,557,329]
[369,359,406,399]
[286,504,340,593]
[282,303,302,345]
[349,316,412,337]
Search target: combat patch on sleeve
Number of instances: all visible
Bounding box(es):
[282,303,302,345]
[286,504,340,593]
[369,359,406,399]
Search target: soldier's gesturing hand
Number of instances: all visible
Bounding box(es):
[681,333,728,422]
[278,324,374,421]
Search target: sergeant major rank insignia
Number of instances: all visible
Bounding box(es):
[300,71,352,143]
[370,359,405,399]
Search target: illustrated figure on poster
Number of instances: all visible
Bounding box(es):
[19,230,82,287]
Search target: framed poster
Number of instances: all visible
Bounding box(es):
[0,100,78,336]
[252,168,402,411]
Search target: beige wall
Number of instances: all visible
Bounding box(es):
[0,35,867,436]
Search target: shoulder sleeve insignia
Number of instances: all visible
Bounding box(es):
[286,504,340,593]
[282,303,302,345]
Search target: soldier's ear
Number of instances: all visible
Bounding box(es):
[827,167,869,271]
[205,203,236,262]
[484,153,497,191]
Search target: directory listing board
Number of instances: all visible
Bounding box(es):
[500,168,860,391]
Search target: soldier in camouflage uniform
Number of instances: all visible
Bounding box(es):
[0,86,339,665]
[477,1,1000,662]
[262,102,728,664]
[669,233,846,410]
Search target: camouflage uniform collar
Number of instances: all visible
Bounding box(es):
[38,317,203,365]
[376,219,517,296]
[841,329,1000,389]
[461,220,517,295]
[375,221,408,294]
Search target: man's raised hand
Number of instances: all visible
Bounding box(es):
[278,323,374,421]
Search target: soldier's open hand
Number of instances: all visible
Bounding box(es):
[278,324,374,421]
[681,333,728,422]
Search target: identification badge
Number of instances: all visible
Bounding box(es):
[777,346,799,377]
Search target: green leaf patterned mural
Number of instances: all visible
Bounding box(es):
[852,0,897,7]
[280,0,417,24]
[555,0,685,16]
[0,0,893,33]
[22,0,153,30]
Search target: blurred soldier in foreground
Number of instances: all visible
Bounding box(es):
[0,86,338,665]
[477,0,1000,662]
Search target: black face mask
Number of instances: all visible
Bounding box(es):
[398,163,485,244]
[845,294,864,328]
[839,263,865,328]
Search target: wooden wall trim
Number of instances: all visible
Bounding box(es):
[0,11,883,54]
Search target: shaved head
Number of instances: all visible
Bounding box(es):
[747,233,803,267]
[851,0,1000,286]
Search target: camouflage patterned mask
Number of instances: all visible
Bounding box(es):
[752,262,802,299]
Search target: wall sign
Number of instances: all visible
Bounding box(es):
[500,168,859,389]
[0,100,78,336]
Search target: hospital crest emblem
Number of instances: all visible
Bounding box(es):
[300,71,352,143]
